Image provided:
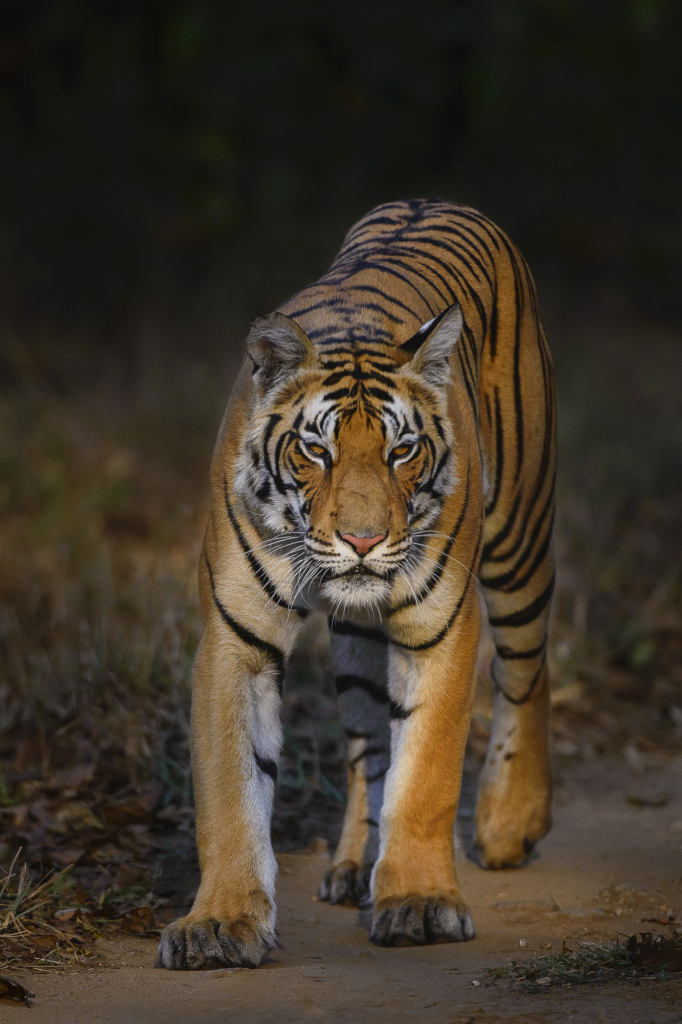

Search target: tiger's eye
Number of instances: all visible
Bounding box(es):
[393,444,412,458]
[307,443,326,456]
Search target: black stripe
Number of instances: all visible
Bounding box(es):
[449,207,502,253]
[336,674,388,704]
[479,506,554,592]
[492,660,545,706]
[262,414,285,493]
[346,283,419,318]
[498,234,525,484]
[400,234,490,335]
[390,242,463,301]
[389,699,413,720]
[286,297,350,318]
[254,751,278,783]
[345,259,436,314]
[352,301,404,324]
[483,490,522,562]
[456,343,477,413]
[376,255,449,306]
[432,414,445,441]
[495,639,547,661]
[488,574,555,629]
[391,528,482,652]
[346,728,377,739]
[484,466,555,566]
[398,304,455,355]
[205,554,285,695]
[499,511,555,595]
[484,387,504,518]
[383,251,455,306]
[429,221,497,282]
[406,230,491,289]
[488,291,499,360]
[329,619,388,645]
[223,479,307,616]
[389,465,470,614]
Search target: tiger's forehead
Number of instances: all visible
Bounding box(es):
[294,346,406,426]
[290,365,427,446]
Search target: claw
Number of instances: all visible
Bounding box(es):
[156,916,273,971]
[370,896,475,947]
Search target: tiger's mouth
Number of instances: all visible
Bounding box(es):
[335,564,386,579]
[320,564,394,611]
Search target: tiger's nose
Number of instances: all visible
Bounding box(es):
[341,533,386,556]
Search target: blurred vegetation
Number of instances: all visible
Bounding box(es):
[0,0,680,356]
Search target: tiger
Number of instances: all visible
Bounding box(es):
[156,198,556,970]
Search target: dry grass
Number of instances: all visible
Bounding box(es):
[488,933,682,990]
[0,335,348,880]
[0,337,212,808]
[0,848,167,972]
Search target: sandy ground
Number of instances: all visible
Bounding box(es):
[4,754,682,1023]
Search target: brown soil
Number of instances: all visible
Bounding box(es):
[4,753,682,1023]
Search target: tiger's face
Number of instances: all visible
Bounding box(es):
[235,309,462,611]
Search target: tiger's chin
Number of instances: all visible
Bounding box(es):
[321,573,392,611]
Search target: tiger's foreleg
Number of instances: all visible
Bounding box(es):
[157,521,301,969]
[318,626,390,906]
[370,592,480,946]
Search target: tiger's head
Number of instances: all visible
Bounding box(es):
[234,307,463,612]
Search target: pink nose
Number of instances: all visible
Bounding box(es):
[341,533,386,556]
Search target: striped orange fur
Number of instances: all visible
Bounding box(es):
[157,199,556,969]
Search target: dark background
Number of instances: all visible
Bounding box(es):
[0,1,681,893]
[2,0,681,360]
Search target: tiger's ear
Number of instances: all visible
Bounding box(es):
[246,312,317,391]
[398,304,463,386]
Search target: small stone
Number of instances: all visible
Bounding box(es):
[626,792,669,808]
[519,939,528,947]
[624,744,646,774]
[308,837,328,853]
[471,980,480,986]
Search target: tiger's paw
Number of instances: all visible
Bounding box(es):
[318,859,371,906]
[155,915,275,970]
[475,780,551,869]
[369,895,475,947]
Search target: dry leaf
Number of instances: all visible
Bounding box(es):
[0,976,34,1006]
[626,931,682,971]
[45,764,96,790]
[118,905,156,934]
[626,793,669,808]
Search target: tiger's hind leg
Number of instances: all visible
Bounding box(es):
[318,622,390,906]
[475,268,556,869]
[474,573,553,868]
[475,462,555,867]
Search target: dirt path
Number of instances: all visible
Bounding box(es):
[5,754,682,1023]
